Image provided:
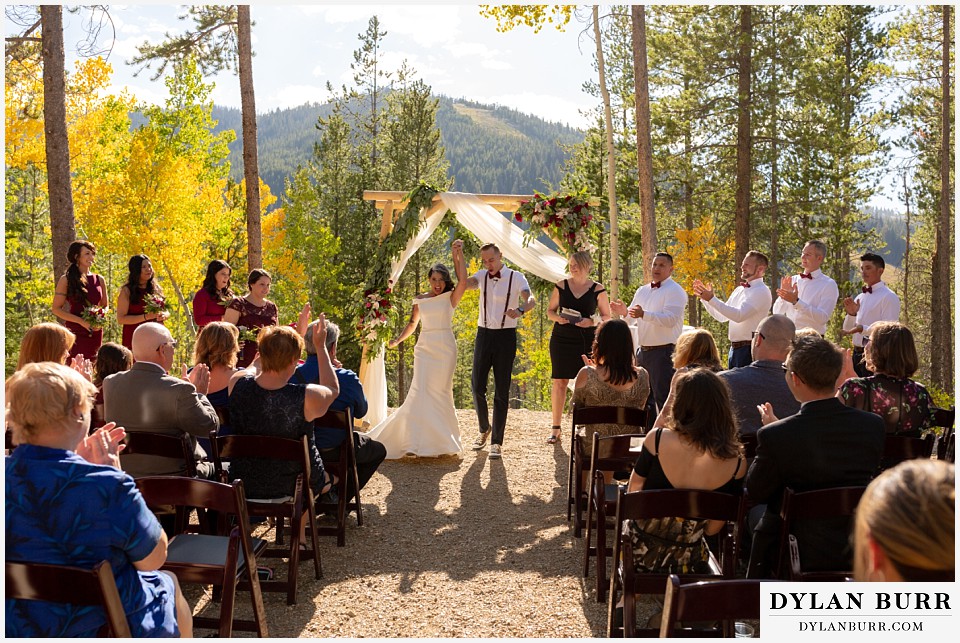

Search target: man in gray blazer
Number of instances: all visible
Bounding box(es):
[103,322,219,478]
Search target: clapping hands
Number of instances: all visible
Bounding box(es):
[184,362,210,395]
[76,423,126,469]
[691,279,714,301]
[776,275,799,304]
[757,402,779,426]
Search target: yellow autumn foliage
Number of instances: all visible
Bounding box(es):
[668,218,736,295]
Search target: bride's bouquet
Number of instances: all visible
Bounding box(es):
[81,305,110,333]
[356,281,396,356]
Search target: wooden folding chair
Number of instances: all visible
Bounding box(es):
[135,476,269,637]
[583,432,645,602]
[606,487,745,638]
[210,432,323,604]
[5,429,15,455]
[933,406,955,463]
[880,433,935,472]
[314,407,363,546]
[6,559,132,637]
[776,485,866,582]
[566,404,647,538]
[120,430,198,478]
[659,574,762,638]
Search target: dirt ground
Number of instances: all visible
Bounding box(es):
[184,408,661,638]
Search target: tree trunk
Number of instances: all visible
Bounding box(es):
[237,5,262,271]
[593,6,620,301]
[734,5,752,269]
[931,4,953,391]
[632,5,656,288]
[901,171,910,327]
[41,5,76,280]
[684,118,699,326]
[769,9,781,292]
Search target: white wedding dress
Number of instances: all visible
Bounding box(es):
[364,291,462,458]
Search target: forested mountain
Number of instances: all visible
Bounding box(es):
[209,97,584,206]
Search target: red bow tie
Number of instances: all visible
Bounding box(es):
[740,281,751,288]
[799,272,813,280]
[489,271,501,280]
[862,285,873,294]
[651,281,661,289]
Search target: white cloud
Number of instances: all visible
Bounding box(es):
[263,84,333,110]
[312,64,325,77]
[472,92,592,129]
[480,58,511,71]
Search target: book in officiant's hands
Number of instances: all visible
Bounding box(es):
[558,307,583,324]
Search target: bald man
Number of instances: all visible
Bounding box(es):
[718,315,800,436]
[103,322,219,478]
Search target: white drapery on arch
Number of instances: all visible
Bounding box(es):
[359,191,570,428]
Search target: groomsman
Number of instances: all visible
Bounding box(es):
[693,250,773,369]
[840,252,901,377]
[611,252,687,411]
[465,243,536,460]
[772,239,839,336]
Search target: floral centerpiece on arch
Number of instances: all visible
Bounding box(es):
[515,191,597,254]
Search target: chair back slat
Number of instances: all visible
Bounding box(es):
[573,404,647,430]
[882,433,935,468]
[660,574,762,638]
[932,406,955,462]
[6,560,132,637]
[121,431,197,478]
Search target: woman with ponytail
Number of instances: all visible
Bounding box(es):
[51,240,107,362]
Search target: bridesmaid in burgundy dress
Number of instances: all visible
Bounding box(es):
[51,240,107,361]
[116,254,170,350]
[192,259,235,330]
[223,269,279,368]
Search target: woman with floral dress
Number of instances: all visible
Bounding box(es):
[223,269,279,368]
[838,321,937,437]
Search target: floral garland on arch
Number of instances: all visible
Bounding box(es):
[355,182,442,361]
[515,191,597,254]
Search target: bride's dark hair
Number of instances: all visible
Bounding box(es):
[428,264,455,293]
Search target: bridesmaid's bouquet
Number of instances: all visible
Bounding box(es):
[237,326,260,344]
[81,305,110,332]
[144,293,168,315]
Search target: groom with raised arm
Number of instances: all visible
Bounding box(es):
[464,242,536,460]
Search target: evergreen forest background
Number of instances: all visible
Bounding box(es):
[5,5,954,411]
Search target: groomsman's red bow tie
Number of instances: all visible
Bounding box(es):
[741,281,751,288]
[651,281,662,289]
[862,285,873,294]
[800,272,813,279]
[489,271,501,280]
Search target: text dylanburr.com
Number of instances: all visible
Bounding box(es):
[760,583,955,639]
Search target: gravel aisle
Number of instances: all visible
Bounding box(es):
[185,408,659,637]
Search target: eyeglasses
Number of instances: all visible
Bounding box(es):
[157,340,178,351]
[752,331,765,340]
[781,362,790,372]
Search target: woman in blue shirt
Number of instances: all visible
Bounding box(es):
[5,361,191,638]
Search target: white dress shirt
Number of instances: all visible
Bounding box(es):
[772,268,839,335]
[842,281,900,347]
[625,277,688,348]
[472,267,531,330]
[702,277,772,342]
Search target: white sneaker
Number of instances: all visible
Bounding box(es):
[472,432,489,450]
[489,444,502,459]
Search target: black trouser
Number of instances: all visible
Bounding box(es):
[318,433,387,504]
[472,327,517,446]
[635,344,675,413]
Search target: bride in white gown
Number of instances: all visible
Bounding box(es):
[364,240,468,458]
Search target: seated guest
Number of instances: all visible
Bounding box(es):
[651,328,723,428]
[745,335,885,578]
[623,367,745,572]
[718,314,799,436]
[571,319,651,457]
[92,342,133,430]
[103,322,219,479]
[192,321,240,418]
[228,320,339,501]
[293,320,386,504]
[17,321,75,368]
[838,321,937,436]
[5,362,191,637]
[672,327,723,372]
[853,459,954,582]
